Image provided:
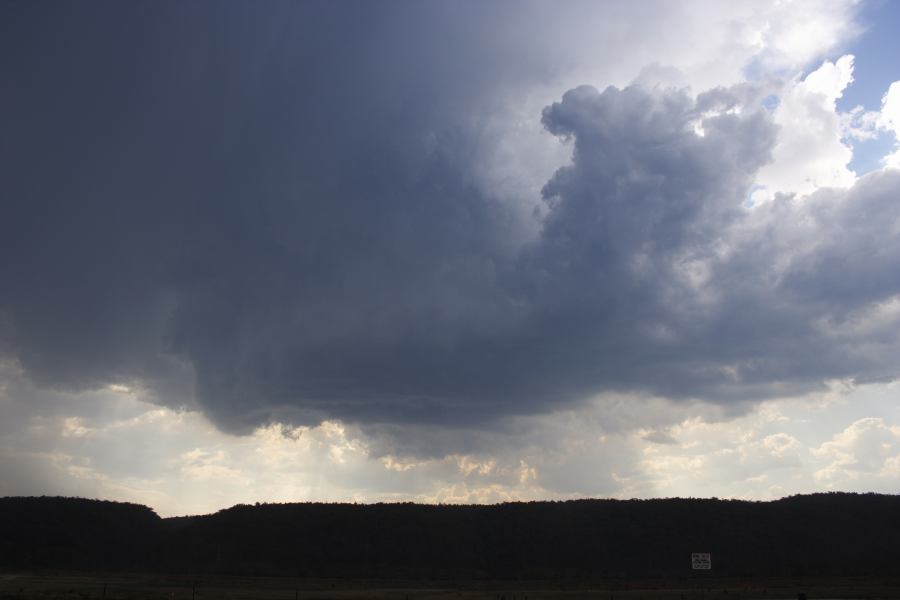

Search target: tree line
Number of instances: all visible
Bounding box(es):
[1,493,897,579]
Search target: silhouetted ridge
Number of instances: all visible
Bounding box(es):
[0,496,161,570]
[1,494,898,578]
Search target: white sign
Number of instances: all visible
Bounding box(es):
[691,553,711,570]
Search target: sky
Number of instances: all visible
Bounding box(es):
[1,0,899,517]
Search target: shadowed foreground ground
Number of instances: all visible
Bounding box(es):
[2,574,900,600]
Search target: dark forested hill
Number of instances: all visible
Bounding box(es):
[1,493,898,579]
[0,496,162,571]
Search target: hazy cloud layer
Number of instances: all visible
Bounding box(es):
[3,360,897,516]
[3,0,897,448]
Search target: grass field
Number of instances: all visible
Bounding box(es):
[2,574,900,600]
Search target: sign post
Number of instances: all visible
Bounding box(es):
[691,553,711,570]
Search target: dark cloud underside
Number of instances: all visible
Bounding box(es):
[2,2,899,435]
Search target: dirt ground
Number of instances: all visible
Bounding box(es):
[2,573,899,600]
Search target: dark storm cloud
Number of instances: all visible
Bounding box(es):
[528,85,900,402]
[1,1,534,425]
[2,2,899,436]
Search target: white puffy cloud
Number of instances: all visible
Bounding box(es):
[751,55,857,203]
[813,417,900,489]
[878,82,900,168]
[740,0,861,72]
